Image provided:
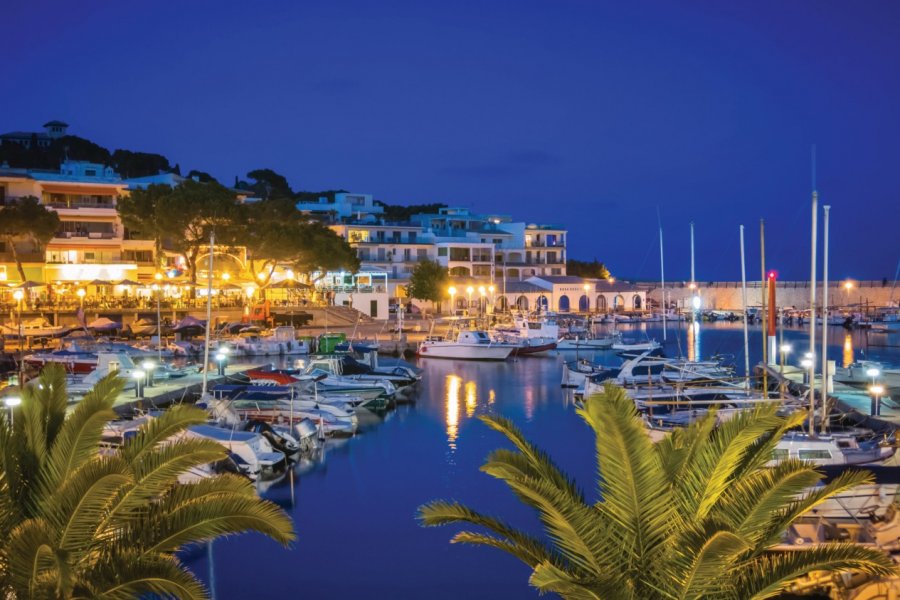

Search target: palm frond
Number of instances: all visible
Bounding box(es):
[479,414,583,502]
[735,544,897,600]
[418,500,558,568]
[756,469,875,549]
[731,410,807,480]
[578,384,673,573]
[76,550,207,600]
[716,459,824,542]
[529,559,627,600]
[40,456,132,555]
[673,404,783,520]
[140,492,295,554]
[99,439,226,533]
[5,517,59,599]
[40,373,122,499]
[121,404,210,464]
[669,523,750,600]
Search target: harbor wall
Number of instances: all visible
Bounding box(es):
[646,280,898,311]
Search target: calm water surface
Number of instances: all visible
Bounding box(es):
[185,321,900,599]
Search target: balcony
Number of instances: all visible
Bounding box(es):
[54,231,117,240]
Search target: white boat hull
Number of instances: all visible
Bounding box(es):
[417,343,512,360]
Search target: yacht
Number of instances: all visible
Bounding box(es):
[183,424,288,479]
[417,330,513,361]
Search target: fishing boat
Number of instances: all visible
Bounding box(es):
[492,314,559,356]
[417,330,513,361]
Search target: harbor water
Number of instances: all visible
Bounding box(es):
[185,321,900,599]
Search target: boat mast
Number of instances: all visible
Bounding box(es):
[808,146,818,435]
[760,220,768,395]
[739,225,750,389]
[820,204,831,434]
[201,230,214,398]
[659,220,666,342]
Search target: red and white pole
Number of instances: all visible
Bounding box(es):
[767,271,777,365]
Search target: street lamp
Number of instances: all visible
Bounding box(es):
[132,370,145,398]
[4,396,21,427]
[779,343,792,371]
[583,283,591,313]
[222,272,231,282]
[843,280,853,309]
[478,286,486,317]
[76,287,86,308]
[488,285,495,314]
[141,360,156,387]
[215,352,227,376]
[866,367,881,387]
[448,286,457,316]
[466,286,474,316]
[870,384,885,417]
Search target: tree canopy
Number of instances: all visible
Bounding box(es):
[117,184,172,268]
[375,201,446,222]
[0,196,60,281]
[244,168,293,199]
[566,258,610,280]
[419,384,896,599]
[406,260,448,307]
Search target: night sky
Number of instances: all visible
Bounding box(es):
[6,0,899,282]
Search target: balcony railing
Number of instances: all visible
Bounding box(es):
[46,201,116,210]
[54,231,117,240]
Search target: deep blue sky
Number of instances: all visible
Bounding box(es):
[6,0,899,281]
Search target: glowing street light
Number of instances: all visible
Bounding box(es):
[141,360,156,387]
[4,396,21,426]
[215,352,227,376]
[779,343,792,373]
[132,370,146,398]
[870,384,886,416]
[12,289,25,384]
[222,272,231,282]
[478,286,486,317]
[466,286,474,315]
[448,286,457,316]
[76,287,86,308]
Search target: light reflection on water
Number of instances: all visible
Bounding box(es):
[844,333,854,368]
[190,321,900,600]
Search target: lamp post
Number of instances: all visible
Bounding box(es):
[448,286,457,317]
[866,367,880,387]
[466,286,474,317]
[800,357,813,386]
[779,343,792,398]
[478,286,486,318]
[76,287,86,309]
[488,285,495,315]
[4,396,21,427]
[133,370,145,399]
[583,283,591,313]
[13,289,24,385]
[142,360,156,388]
[843,280,853,309]
[215,352,227,377]
[870,384,885,417]
[154,272,163,361]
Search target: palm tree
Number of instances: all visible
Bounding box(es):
[418,383,897,599]
[0,364,295,599]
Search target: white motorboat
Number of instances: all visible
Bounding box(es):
[834,361,900,390]
[555,335,616,351]
[611,338,661,352]
[231,326,309,356]
[1,317,67,338]
[183,424,287,479]
[417,330,513,361]
[492,314,559,356]
[769,431,895,467]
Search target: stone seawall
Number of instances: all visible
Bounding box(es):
[646,281,897,311]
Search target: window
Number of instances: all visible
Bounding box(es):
[85,169,97,176]
[438,247,448,257]
[408,232,417,243]
[403,249,411,260]
[771,449,789,462]
[798,449,832,461]
[348,230,369,243]
[449,247,470,261]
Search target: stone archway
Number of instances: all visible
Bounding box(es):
[496,296,509,312]
[614,294,625,311]
[596,295,608,312]
[558,295,571,312]
[516,295,529,311]
[537,295,549,311]
[578,294,590,312]
[633,294,642,309]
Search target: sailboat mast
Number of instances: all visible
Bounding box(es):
[808,147,818,435]
[820,205,831,434]
[690,221,695,285]
[201,230,214,398]
[740,225,750,389]
[760,220,768,395]
[659,224,666,342]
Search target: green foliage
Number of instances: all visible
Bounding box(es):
[158,180,241,283]
[406,260,449,306]
[0,364,295,599]
[110,149,172,178]
[117,184,173,268]
[244,168,294,199]
[374,201,446,222]
[0,196,61,280]
[243,200,360,283]
[567,258,610,280]
[186,170,217,183]
[418,384,896,599]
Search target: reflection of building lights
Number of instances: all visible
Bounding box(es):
[465,381,477,417]
[446,375,461,450]
[691,295,701,310]
[488,390,495,404]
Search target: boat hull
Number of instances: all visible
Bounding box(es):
[417,343,512,361]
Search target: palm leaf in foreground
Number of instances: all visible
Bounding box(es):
[0,364,296,599]
[418,382,897,599]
